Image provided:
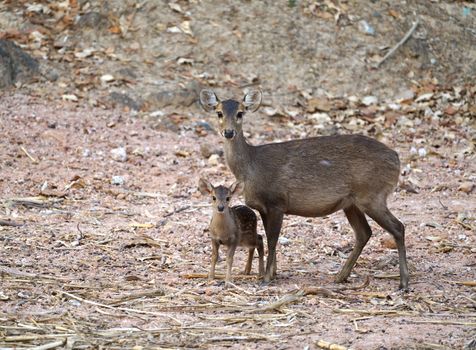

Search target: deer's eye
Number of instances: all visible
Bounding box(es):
[212,196,216,201]
[217,112,223,118]
[236,112,243,119]
[226,197,230,202]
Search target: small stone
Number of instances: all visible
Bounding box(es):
[100,74,115,83]
[62,94,78,102]
[357,20,375,35]
[111,176,125,186]
[418,148,427,157]
[458,182,474,194]
[395,89,415,102]
[208,154,220,166]
[362,95,378,106]
[111,147,128,162]
[279,237,291,246]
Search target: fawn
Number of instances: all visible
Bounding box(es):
[199,178,265,284]
[199,90,409,290]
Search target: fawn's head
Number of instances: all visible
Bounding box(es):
[199,178,244,214]
[199,90,262,140]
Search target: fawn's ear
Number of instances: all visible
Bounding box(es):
[198,178,213,195]
[230,181,244,196]
[243,90,262,112]
[199,90,219,112]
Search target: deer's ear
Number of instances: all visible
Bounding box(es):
[199,90,219,112]
[230,181,244,196]
[198,178,213,195]
[243,90,262,112]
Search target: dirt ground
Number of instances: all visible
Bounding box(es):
[1,1,476,349]
[1,87,475,349]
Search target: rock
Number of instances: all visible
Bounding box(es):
[75,12,109,30]
[307,97,332,113]
[207,154,220,166]
[111,147,128,162]
[362,95,378,106]
[395,89,415,102]
[111,176,125,186]
[100,74,115,83]
[0,39,39,88]
[109,92,143,111]
[146,81,201,109]
[357,20,375,35]
[278,237,291,246]
[458,182,474,194]
[418,147,427,157]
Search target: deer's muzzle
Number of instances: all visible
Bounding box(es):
[223,129,236,139]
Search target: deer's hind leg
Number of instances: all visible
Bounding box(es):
[335,205,372,283]
[365,203,408,290]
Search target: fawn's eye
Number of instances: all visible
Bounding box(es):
[226,197,230,202]
[236,112,243,119]
[217,112,223,118]
[212,196,216,201]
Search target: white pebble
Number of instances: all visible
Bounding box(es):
[111,147,128,162]
[111,176,125,186]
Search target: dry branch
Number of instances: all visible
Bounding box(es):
[409,320,476,326]
[334,308,416,317]
[0,219,23,227]
[376,19,420,68]
[316,339,349,350]
[29,339,66,350]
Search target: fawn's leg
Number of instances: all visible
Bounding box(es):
[244,248,254,275]
[225,244,237,285]
[209,239,219,280]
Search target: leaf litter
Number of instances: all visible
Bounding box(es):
[0,0,475,349]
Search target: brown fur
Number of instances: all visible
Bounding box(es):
[200,90,409,290]
[199,178,265,284]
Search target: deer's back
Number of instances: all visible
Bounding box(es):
[244,134,400,216]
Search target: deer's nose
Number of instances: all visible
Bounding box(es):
[224,129,235,139]
[217,204,225,212]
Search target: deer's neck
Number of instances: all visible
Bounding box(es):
[224,131,253,181]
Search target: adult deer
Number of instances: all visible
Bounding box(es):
[199,90,409,289]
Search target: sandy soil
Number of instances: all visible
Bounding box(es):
[0,91,475,349]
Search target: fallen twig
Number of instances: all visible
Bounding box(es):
[20,146,38,163]
[0,267,70,281]
[164,205,191,217]
[0,219,23,227]
[334,308,416,317]
[181,273,258,280]
[60,291,182,324]
[316,339,349,350]
[409,319,476,326]
[30,339,66,350]
[445,280,476,287]
[376,19,420,68]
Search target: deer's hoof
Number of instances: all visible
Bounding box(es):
[334,274,348,284]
